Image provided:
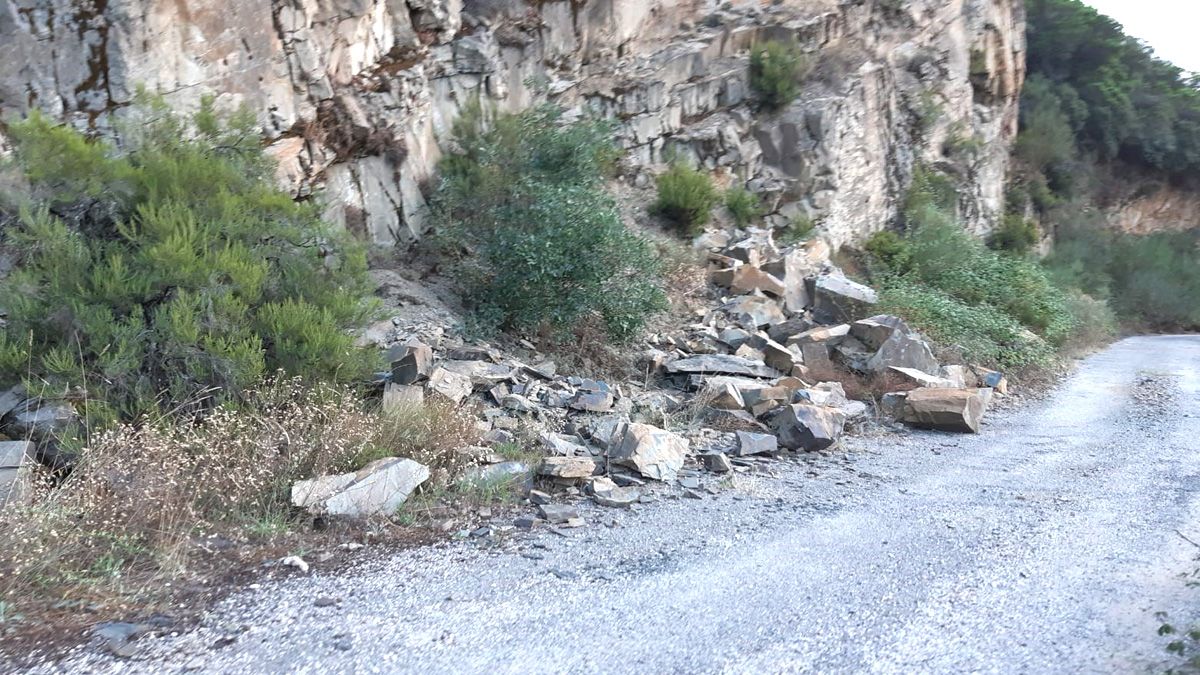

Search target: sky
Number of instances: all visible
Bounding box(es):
[1084,0,1200,73]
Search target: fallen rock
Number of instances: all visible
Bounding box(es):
[665,354,778,378]
[706,381,746,410]
[734,430,778,456]
[458,461,531,491]
[427,367,472,404]
[901,387,991,433]
[724,294,786,329]
[291,457,430,517]
[541,432,589,456]
[730,265,786,297]
[390,340,433,385]
[763,340,799,374]
[610,423,689,481]
[382,383,424,413]
[771,404,845,451]
[850,315,910,350]
[538,456,597,479]
[538,504,579,524]
[888,366,955,388]
[811,274,878,324]
[865,331,940,376]
[788,324,851,345]
[701,452,733,473]
[973,366,1008,394]
[590,476,640,508]
[0,440,32,508]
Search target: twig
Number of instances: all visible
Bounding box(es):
[1176,529,1200,549]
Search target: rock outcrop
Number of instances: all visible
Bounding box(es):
[0,0,1024,248]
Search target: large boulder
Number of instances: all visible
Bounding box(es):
[901,388,991,433]
[811,274,877,324]
[771,404,846,451]
[865,331,940,376]
[291,457,430,517]
[610,423,689,481]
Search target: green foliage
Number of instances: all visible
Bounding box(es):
[436,104,665,342]
[988,214,1040,254]
[878,281,1055,368]
[750,40,811,111]
[1026,0,1200,176]
[1045,220,1200,330]
[864,230,912,271]
[778,214,815,245]
[913,90,944,139]
[655,163,720,235]
[869,166,1078,368]
[724,186,762,227]
[0,99,378,422]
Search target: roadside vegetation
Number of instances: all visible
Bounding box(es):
[0,98,379,431]
[1009,0,1200,332]
[435,102,666,342]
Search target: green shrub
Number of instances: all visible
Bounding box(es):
[778,214,815,245]
[724,186,762,227]
[655,163,720,235]
[436,104,665,341]
[750,40,812,111]
[864,230,912,271]
[988,214,1040,253]
[878,280,1056,368]
[0,100,378,424]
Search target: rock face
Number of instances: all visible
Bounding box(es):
[0,0,1023,248]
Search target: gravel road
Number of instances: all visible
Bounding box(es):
[26,335,1200,674]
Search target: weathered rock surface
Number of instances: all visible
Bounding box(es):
[611,423,689,481]
[538,457,598,479]
[0,440,32,508]
[665,355,778,379]
[811,275,878,324]
[772,404,846,452]
[901,388,992,433]
[292,457,430,517]
[0,0,1023,248]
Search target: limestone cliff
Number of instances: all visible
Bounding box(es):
[0,0,1025,249]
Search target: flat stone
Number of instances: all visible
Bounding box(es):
[665,355,779,378]
[538,504,579,524]
[811,274,878,324]
[0,440,32,508]
[866,332,940,376]
[570,390,614,412]
[723,295,786,329]
[888,366,956,388]
[382,383,424,413]
[850,315,911,350]
[734,431,778,456]
[538,456,597,479]
[291,458,430,517]
[591,477,640,508]
[730,265,786,297]
[427,368,473,404]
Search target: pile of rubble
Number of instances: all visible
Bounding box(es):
[288,229,1009,523]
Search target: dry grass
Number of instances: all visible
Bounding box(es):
[0,376,486,624]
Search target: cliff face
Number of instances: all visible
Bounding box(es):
[0,0,1024,249]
